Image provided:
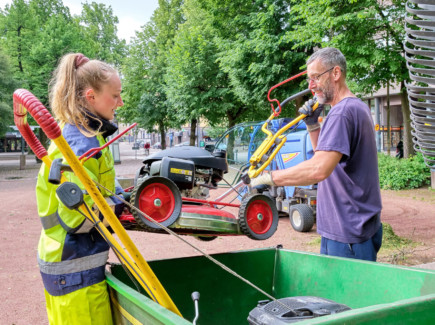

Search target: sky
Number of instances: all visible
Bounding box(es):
[0,0,159,43]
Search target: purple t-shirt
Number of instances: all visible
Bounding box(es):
[316,97,382,243]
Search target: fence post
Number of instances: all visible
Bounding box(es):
[19,154,26,170]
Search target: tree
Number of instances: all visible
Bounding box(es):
[119,0,184,149]
[165,0,234,145]
[136,91,172,149]
[189,0,310,125]
[288,0,412,156]
[0,0,126,107]
[211,0,307,114]
[0,0,37,85]
[163,0,310,156]
[79,1,126,64]
[25,0,83,104]
[0,50,17,137]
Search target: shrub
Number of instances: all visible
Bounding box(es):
[378,152,431,190]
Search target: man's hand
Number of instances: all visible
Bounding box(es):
[298,98,324,126]
[250,173,275,187]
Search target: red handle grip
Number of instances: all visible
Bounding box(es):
[13,89,61,159]
[267,70,307,116]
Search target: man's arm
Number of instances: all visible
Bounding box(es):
[271,150,342,186]
[308,128,320,150]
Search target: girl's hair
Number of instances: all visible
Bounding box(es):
[49,53,117,136]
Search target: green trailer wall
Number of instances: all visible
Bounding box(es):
[107,247,435,324]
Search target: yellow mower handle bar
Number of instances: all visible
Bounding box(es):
[13,89,182,317]
[247,100,319,179]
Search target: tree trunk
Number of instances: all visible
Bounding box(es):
[35,128,48,163]
[190,118,197,146]
[159,121,166,149]
[17,26,24,73]
[225,112,236,161]
[386,81,391,156]
[400,81,414,158]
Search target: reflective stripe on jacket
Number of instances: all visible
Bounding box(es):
[36,123,116,296]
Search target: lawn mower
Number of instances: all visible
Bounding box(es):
[118,144,280,241]
[118,71,320,240]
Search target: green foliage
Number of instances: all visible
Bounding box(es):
[288,0,407,95]
[213,0,307,110]
[157,0,313,134]
[79,2,126,64]
[0,0,126,108]
[196,0,309,124]
[0,49,18,137]
[379,223,419,265]
[288,0,414,157]
[165,0,233,128]
[119,0,184,148]
[1,0,415,143]
[378,153,431,190]
[206,126,227,139]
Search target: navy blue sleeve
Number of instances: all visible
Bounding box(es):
[63,124,102,159]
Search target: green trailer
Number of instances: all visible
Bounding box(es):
[106,247,435,324]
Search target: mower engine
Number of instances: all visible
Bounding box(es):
[134,146,228,200]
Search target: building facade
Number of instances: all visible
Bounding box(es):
[364,84,404,153]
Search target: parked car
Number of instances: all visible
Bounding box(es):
[152,142,162,149]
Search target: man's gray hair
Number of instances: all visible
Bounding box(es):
[307,47,347,78]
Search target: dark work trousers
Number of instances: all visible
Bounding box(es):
[320,224,383,262]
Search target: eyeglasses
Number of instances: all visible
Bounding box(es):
[306,67,334,83]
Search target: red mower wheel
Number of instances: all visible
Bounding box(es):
[130,176,182,229]
[238,194,278,240]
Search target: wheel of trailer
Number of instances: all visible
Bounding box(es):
[130,176,182,229]
[289,204,314,232]
[238,194,278,240]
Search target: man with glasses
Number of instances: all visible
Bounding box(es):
[251,47,382,261]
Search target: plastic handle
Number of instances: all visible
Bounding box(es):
[13,89,62,159]
[191,291,200,301]
[267,70,307,116]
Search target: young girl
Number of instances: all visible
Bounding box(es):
[36,53,123,324]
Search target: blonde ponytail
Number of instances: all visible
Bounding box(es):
[49,53,117,136]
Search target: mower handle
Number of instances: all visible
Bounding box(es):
[246,71,319,179]
[13,89,61,160]
[280,88,312,108]
[267,70,308,116]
